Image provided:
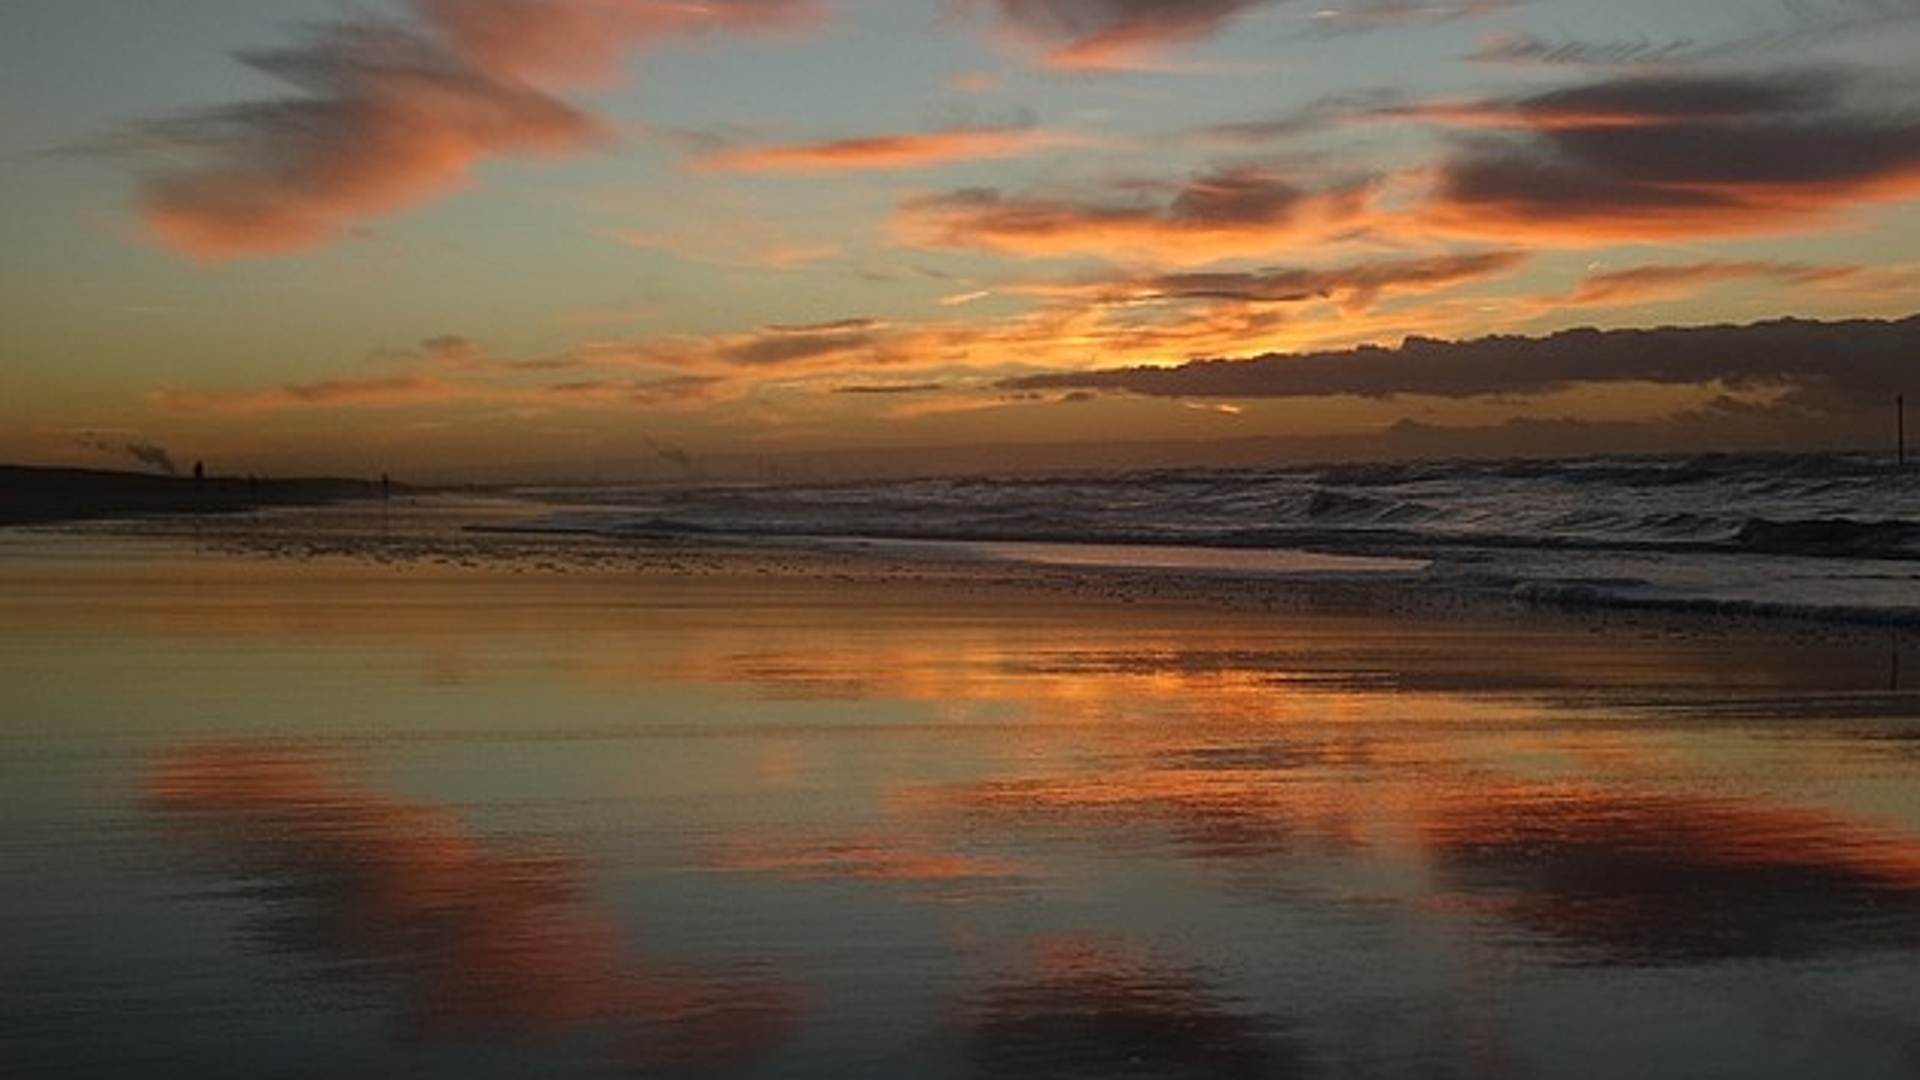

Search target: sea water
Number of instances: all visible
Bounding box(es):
[512,451,1920,624]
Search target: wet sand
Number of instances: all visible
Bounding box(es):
[6,502,1920,1078]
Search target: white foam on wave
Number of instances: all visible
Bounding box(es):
[967,540,1428,576]
[1478,549,1920,624]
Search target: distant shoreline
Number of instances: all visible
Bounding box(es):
[0,464,392,526]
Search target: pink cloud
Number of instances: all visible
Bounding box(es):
[414,0,822,84]
[132,1,822,258]
[963,0,1285,70]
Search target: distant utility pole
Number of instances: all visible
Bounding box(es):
[1901,394,1908,469]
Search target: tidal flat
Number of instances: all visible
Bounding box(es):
[5,507,1920,1079]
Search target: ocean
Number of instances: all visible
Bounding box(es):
[511,451,1920,624]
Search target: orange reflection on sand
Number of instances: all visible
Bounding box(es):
[1424,780,1920,962]
[146,743,797,1069]
[706,832,1035,896]
[927,752,1395,865]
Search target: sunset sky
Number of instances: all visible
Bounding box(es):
[6,0,1920,480]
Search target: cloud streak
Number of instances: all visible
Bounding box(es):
[962,0,1289,70]
[1565,260,1861,306]
[899,167,1372,261]
[127,0,819,258]
[158,374,466,413]
[415,0,820,83]
[702,127,1078,173]
[1306,0,1518,35]
[1078,249,1527,310]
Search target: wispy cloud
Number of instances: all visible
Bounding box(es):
[959,0,1290,70]
[124,0,822,258]
[415,0,822,83]
[701,127,1081,173]
[899,167,1374,261]
[1472,0,1920,69]
[1468,32,1705,69]
[1306,0,1518,35]
[1565,260,1862,306]
[540,375,732,407]
[157,374,466,413]
[1074,250,1527,310]
[713,319,896,368]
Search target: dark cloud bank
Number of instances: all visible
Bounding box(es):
[1432,70,1920,237]
[1003,313,1920,411]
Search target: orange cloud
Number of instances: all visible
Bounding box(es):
[415,0,822,84]
[899,167,1373,261]
[138,25,604,259]
[156,368,736,416]
[963,0,1286,70]
[702,127,1078,173]
[135,251,1531,429]
[129,0,822,258]
[1565,260,1860,306]
[575,319,917,375]
[541,374,733,406]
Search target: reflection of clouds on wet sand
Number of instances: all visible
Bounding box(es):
[145,743,796,1073]
[1425,783,1920,964]
[706,831,1038,901]
[914,726,1390,867]
[917,718,1920,966]
[964,937,1306,1079]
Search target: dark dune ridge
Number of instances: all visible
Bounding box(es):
[0,464,394,526]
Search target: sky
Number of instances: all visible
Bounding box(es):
[5,0,1920,480]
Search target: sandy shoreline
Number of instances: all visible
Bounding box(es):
[2,491,1898,632]
[7,490,1912,699]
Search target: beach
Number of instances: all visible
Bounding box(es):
[7,498,1920,1078]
